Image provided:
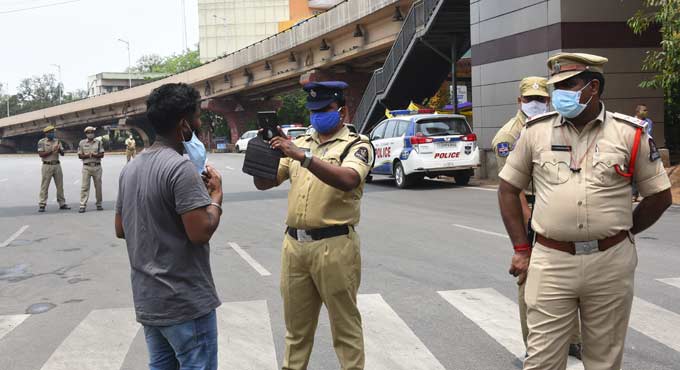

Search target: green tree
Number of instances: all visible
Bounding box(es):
[14,74,61,114]
[132,49,202,75]
[276,91,309,125]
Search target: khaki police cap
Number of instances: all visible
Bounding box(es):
[520,77,549,97]
[84,126,96,132]
[43,125,55,133]
[546,53,608,85]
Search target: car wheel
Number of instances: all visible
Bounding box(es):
[454,171,471,186]
[235,145,241,153]
[394,162,412,189]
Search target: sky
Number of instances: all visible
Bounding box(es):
[0,0,200,95]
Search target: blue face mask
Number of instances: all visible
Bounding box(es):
[182,124,207,174]
[46,132,55,140]
[310,110,341,134]
[551,81,593,119]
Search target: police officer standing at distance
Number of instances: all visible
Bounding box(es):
[498,53,672,370]
[125,134,136,162]
[252,81,374,370]
[78,126,105,213]
[492,77,583,359]
[37,125,70,212]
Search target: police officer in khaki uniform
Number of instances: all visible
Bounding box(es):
[78,126,105,213]
[252,81,373,370]
[125,134,136,162]
[498,53,672,370]
[492,77,583,359]
[37,125,70,212]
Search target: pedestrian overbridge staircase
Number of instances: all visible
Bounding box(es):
[353,0,470,134]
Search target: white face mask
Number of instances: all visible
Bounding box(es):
[521,100,548,118]
[86,133,95,139]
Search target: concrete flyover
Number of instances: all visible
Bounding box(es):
[0,0,415,150]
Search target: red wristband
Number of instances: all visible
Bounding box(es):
[513,244,531,253]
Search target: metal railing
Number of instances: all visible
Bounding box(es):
[354,0,442,133]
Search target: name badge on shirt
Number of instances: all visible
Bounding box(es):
[551,145,572,152]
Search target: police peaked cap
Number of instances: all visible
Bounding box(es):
[303,81,348,111]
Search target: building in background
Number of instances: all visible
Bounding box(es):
[198,0,344,62]
[198,0,290,62]
[87,72,169,97]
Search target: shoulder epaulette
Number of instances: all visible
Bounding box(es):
[525,111,558,127]
[612,112,646,129]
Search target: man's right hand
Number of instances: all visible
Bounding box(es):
[509,251,530,280]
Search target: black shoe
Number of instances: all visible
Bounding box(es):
[38,206,45,213]
[78,207,86,213]
[569,343,582,360]
[96,205,103,211]
[59,204,71,210]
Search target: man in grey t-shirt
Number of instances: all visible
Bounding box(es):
[115,83,224,370]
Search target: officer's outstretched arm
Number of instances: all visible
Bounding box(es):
[306,159,361,192]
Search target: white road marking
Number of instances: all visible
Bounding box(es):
[0,178,8,183]
[439,288,583,370]
[657,277,680,289]
[630,297,680,352]
[0,314,30,341]
[40,308,139,370]
[225,166,234,170]
[452,224,509,239]
[463,186,497,192]
[228,242,271,276]
[359,294,446,370]
[72,179,79,185]
[217,300,278,370]
[0,225,29,248]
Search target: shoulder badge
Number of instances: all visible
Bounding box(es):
[354,147,370,163]
[496,142,511,157]
[525,111,558,127]
[612,112,645,129]
[649,137,660,162]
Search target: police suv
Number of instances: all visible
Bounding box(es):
[368,110,480,188]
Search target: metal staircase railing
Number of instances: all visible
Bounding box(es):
[353,0,442,133]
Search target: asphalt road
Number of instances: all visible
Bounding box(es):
[1,153,679,370]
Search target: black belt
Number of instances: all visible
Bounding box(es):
[286,225,350,241]
[83,162,101,166]
[42,161,60,165]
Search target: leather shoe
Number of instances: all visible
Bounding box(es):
[59,204,71,210]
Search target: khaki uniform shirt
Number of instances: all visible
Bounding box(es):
[492,110,527,173]
[500,104,671,242]
[37,138,60,161]
[276,126,374,229]
[126,138,136,151]
[78,139,104,164]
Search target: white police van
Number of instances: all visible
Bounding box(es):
[368,109,480,188]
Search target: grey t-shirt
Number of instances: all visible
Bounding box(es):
[116,144,220,326]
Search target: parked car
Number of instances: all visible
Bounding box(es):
[235,130,258,153]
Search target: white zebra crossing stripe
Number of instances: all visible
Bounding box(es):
[358,294,446,370]
[630,297,680,352]
[0,314,29,341]
[39,308,139,370]
[657,277,680,290]
[438,288,584,370]
[217,300,278,370]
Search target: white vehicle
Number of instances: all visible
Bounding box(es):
[369,110,480,188]
[281,125,307,139]
[235,130,258,153]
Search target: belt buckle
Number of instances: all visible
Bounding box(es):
[296,229,313,242]
[574,240,599,255]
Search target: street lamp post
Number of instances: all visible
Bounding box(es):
[51,64,63,104]
[117,38,132,89]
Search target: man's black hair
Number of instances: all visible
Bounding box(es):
[146,83,200,135]
[576,71,605,96]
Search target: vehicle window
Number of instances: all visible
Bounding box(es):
[241,132,249,139]
[371,122,387,140]
[287,129,306,138]
[415,118,470,137]
[395,120,409,137]
[384,120,398,139]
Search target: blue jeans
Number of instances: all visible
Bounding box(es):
[143,310,218,370]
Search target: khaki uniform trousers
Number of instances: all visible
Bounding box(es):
[126,149,135,162]
[39,164,65,207]
[80,165,102,207]
[519,279,581,348]
[280,228,364,370]
[523,237,636,370]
